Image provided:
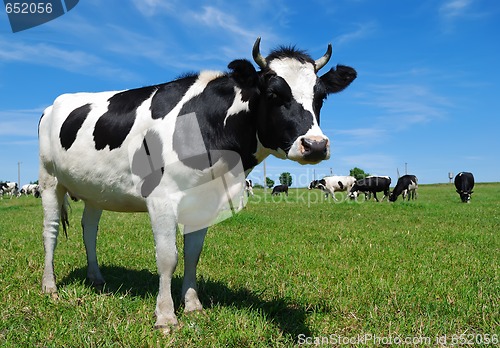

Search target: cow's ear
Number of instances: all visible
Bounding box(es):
[320,64,357,94]
[228,59,259,89]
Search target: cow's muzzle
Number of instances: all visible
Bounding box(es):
[301,137,329,161]
[288,135,330,164]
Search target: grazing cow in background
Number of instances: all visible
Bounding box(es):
[20,184,40,197]
[245,179,254,197]
[454,172,474,203]
[0,182,18,198]
[38,37,357,331]
[389,175,418,202]
[349,176,391,202]
[308,175,356,201]
[271,184,289,196]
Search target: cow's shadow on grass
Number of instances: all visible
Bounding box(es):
[60,266,314,340]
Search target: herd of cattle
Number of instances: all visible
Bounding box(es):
[0,182,40,198]
[265,171,475,203]
[2,172,475,203]
[307,174,414,202]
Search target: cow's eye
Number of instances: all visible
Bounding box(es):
[267,76,292,106]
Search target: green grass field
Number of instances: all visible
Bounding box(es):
[0,183,498,347]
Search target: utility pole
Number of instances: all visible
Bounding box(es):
[405,162,408,175]
[263,159,266,191]
[18,161,21,186]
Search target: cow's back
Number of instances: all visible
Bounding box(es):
[39,91,163,211]
[454,172,474,191]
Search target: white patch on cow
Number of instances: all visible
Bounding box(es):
[223,86,249,127]
[253,134,287,163]
[269,58,329,163]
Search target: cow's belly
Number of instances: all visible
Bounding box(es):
[51,152,246,226]
[57,168,148,212]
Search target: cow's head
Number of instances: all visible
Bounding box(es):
[457,190,473,203]
[388,192,397,202]
[308,180,319,190]
[251,38,356,164]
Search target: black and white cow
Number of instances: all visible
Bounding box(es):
[454,172,474,203]
[389,175,418,202]
[20,184,40,197]
[308,175,356,201]
[245,179,254,197]
[349,176,391,202]
[271,184,289,196]
[38,38,356,331]
[0,182,18,198]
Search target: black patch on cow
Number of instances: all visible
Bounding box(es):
[266,76,292,107]
[312,83,327,124]
[93,86,156,150]
[173,75,259,172]
[59,103,92,150]
[151,75,198,120]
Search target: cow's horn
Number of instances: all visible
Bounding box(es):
[252,37,267,69]
[315,44,332,72]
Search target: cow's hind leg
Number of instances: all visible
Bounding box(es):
[41,176,67,294]
[82,204,105,288]
[182,227,208,313]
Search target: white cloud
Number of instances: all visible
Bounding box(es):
[360,83,451,130]
[131,0,175,16]
[335,21,377,47]
[0,108,44,137]
[334,128,388,146]
[440,0,472,18]
[0,37,138,80]
[339,153,398,177]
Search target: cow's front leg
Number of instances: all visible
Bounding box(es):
[182,227,208,313]
[147,199,179,331]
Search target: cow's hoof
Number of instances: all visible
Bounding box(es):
[87,278,105,292]
[154,322,179,335]
[184,299,204,313]
[42,282,58,295]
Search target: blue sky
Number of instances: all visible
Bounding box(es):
[0,0,498,187]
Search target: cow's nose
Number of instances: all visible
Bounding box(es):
[301,136,329,162]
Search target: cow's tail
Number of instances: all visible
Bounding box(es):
[61,194,70,239]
